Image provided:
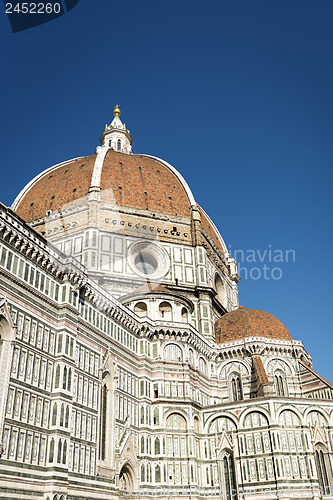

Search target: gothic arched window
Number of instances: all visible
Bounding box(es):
[117,139,121,151]
[65,406,69,427]
[57,440,62,463]
[315,444,332,496]
[49,438,55,462]
[63,366,67,390]
[153,407,159,425]
[231,375,242,401]
[62,440,67,465]
[141,464,145,482]
[274,371,287,396]
[52,403,57,426]
[60,404,64,426]
[155,437,160,455]
[221,452,237,500]
[55,365,60,388]
[155,464,161,482]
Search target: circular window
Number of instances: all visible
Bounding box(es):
[134,252,158,275]
[128,241,170,279]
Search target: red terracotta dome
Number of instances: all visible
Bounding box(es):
[215,307,293,343]
[12,149,228,255]
[13,150,193,221]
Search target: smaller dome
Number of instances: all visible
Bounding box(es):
[215,307,293,343]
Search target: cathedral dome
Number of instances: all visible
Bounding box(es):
[12,149,194,221]
[215,307,293,343]
[11,107,230,259]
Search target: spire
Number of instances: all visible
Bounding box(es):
[100,104,133,153]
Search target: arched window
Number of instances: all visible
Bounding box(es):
[215,274,226,307]
[57,440,62,463]
[155,437,160,455]
[134,302,147,318]
[166,413,187,430]
[60,404,64,426]
[62,440,67,464]
[164,344,183,362]
[315,444,332,496]
[141,464,145,482]
[221,452,237,500]
[155,465,161,482]
[117,139,121,151]
[65,406,69,427]
[55,365,60,388]
[109,140,112,147]
[67,368,72,391]
[49,438,55,462]
[140,406,145,424]
[181,307,188,323]
[52,403,57,426]
[159,301,172,320]
[141,436,145,454]
[63,366,67,390]
[199,357,208,375]
[153,407,159,425]
[230,375,242,401]
[194,416,200,433]
[274,371,287,396]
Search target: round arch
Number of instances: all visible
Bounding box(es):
[162,342,184,362]
[217,359,251,380]
[304,407,330,426]
[276,405,304,426]
[239,407,271,428]
[204,412,238,434]
[163,409,189,429]
[265,357,294,376]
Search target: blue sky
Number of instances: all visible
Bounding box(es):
[1,1,332,379]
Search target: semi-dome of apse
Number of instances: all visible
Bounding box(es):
[215,306,293,343]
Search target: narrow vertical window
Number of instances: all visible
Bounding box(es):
[315,446,331,495]
[55,365,60,388]
[52,403,57,425]
[60,404,64,426]
[100,384,107,460]
[49,438,55,462]
[63,366,67,390]
[57,440,62,463]
[62,441,67,464]
[222,452,237,499]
